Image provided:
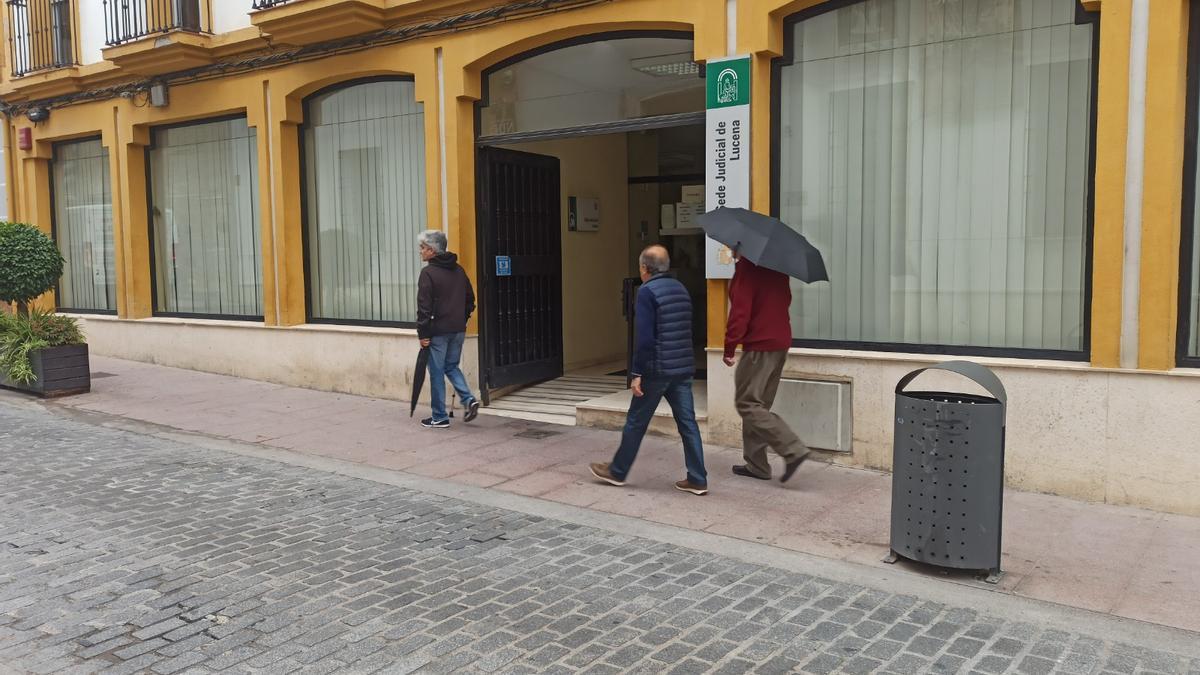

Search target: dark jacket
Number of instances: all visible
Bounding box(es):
[416,252,475,339]
[725,258,792,359]
[632,274,694,378]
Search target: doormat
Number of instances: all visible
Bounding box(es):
[514,429,561,440]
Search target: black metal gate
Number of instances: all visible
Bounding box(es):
[477,146,563,396]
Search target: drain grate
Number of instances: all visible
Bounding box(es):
[514,429,561,440]
[91,372,117,379]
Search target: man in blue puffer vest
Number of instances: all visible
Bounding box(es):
[590,245,709,495]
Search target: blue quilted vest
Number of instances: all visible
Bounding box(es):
[640,274,694,378]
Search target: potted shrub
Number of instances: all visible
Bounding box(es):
[0,222,91,397]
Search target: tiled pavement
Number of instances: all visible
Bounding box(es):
[1,402,1198,674]
[48,356,1200,636]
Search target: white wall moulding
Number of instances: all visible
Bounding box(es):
[211,0,253,33]
[72,315,477,404]
[705,350,1200,517]
[1120,0,1150,368]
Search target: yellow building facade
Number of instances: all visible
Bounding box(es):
[3,0,1200,515]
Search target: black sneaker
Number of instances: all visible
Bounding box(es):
[732,465,770,481]
[781,454,808,483]
[421,417,450,429]
[464,399,481,423]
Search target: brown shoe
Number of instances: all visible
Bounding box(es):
[589,463,626,487]
[674,480,708,496]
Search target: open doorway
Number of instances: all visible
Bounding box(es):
[474,33,707,424]
[626,124,708,378]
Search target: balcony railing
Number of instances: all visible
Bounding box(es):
[6,0,76,77]
[251,0,291,9]
[102,0,210,47]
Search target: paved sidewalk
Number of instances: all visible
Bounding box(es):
[45,356,1200,635]
[5,403,1198,674]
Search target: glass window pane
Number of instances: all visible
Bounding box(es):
[305,80,427,324]
[778,0,1093,353]
[54,138,116,312]
[51,0,72,65]
[479,37,703,136]
[149,117,262,317]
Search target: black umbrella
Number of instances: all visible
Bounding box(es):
[410,346,430,417]
[697,207,829,282]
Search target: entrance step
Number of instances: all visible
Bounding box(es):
[481,374,627,426]
[576,382,708,438]
[477,407,578,426]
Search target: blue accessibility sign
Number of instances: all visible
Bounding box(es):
[496,256,512,277]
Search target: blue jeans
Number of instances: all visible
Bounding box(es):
[609,375,707,487]
[428,332,476,422]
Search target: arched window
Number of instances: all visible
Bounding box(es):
[774,0,1097,357]
[303,78,428,325]
[478,34,702,138]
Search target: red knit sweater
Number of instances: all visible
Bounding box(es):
[724,258,792,358]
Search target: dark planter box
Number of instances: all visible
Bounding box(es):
[0,344,90,398]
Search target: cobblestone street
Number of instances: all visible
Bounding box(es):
[1,401,1197,675]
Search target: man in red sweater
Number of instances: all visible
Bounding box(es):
[724,256,809,483]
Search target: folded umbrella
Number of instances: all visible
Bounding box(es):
[410,346,430,417]
[697,207,829,282]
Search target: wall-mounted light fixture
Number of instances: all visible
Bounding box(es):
[149,83,169,108]
[26,107,50,123]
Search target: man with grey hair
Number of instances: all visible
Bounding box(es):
[416,230,479,428]
[590,244,708,495]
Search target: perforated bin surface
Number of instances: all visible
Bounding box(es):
[891,390,1005,572]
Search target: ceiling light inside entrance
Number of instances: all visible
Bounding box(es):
[631,52,699,77]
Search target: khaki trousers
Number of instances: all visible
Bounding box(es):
[735,350,809,478]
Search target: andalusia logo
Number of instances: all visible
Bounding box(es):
[717,68,739,105]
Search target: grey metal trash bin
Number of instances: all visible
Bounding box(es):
[884,361,1007,583]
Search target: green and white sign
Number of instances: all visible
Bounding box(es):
[706,55,751,279]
